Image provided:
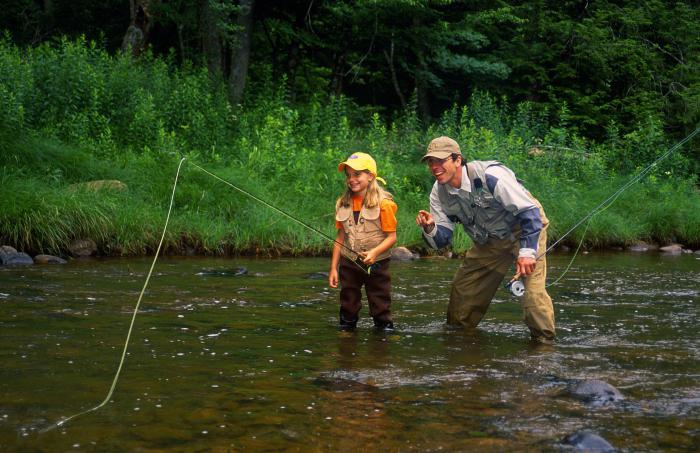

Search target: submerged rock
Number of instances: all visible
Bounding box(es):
[306,271,329,280]
[562,431,615,452]
[568,379,624,405]
[195,267,248,277]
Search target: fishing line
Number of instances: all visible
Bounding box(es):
[188,162,376,274]
[507,126,699,295]
[41,157,187,433]
[41,157,373,432]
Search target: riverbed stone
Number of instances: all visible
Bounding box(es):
[562,431,615,452]
[627,241,658,252]
[659,243,683,254]
[0,247,34,265]
[306,271,329,280]
[568,379,623,405]
[68,239,97,257]
[391,246,418,260]
[33,254,67,264]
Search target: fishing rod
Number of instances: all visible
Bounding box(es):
[505,126,700,297]
[188,162,378,275]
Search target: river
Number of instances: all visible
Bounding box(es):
[1,252,698,451]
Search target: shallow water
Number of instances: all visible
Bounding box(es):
[0,252,698,451]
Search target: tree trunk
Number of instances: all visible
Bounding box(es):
[228,0,255,106]
[122,0,152,57]
[415,54,431,124]
[199,0,223,78]
[384,38,406,109]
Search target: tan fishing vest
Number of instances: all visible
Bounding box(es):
[335,196,392,262]
[436,161,521,244]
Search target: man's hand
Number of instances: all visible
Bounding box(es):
[516,257,536,276]
[415,210,435,233]
[328,268,339,288]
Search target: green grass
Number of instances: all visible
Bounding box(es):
[1,38,699,257]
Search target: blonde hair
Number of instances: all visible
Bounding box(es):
[336,172,393,209]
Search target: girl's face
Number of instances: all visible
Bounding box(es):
[345,168,373,195]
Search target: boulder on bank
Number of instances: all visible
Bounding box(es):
[34,254,68,264]
[391,246,418,261]
[68,239,97,257]
[659,243,683,255]
[68,179,128,192]
[0,245,34,265]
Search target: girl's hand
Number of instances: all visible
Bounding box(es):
[329,268,339,288]
[360,250,378,265]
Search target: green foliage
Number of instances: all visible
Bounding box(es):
[1,39,699,257]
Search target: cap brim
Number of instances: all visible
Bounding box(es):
[338,161,366,172]
[420,150,454,162]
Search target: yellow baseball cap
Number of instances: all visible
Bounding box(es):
[338,152,386,184]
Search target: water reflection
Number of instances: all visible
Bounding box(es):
[0,253,698,451]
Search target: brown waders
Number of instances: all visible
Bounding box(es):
[446,207,555,342]
[338,256,393,329]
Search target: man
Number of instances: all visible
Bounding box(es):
[415,136,555,344]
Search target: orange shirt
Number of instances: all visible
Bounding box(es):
[335,195,398,232]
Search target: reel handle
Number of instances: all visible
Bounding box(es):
[505,273,525,297]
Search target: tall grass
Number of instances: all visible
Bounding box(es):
[1,37,698,257]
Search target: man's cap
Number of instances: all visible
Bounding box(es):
[421,136,461,161]
[338,152,386,184]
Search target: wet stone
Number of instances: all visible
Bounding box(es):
[568,379,623,406]
[33,254,67,264]
[659,244,683,255]
[0,247,33,265]
[196,267,248,277]
[561,431,615,452]
[391,246,418,261]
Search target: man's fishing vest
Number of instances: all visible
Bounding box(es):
[335,196,392,262]
[436,160,526,244]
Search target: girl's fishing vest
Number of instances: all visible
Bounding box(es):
[436,160,523,244]
[335,195,392,262]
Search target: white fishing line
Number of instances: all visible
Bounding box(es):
[41,157,187,433]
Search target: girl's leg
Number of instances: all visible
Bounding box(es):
[365,259,393,328]
[338,256,365,328]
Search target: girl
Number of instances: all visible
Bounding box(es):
[329,152,398,330]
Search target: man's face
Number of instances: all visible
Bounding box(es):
[425,155,461,187]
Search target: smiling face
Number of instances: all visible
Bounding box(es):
[425,154,462,188]
[345,168,374,196]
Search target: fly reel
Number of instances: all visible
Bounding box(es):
[505,277,525,297]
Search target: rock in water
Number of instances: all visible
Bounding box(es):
[562,431,615,452]
[568,379,624,405]
[34,254,68,264]
[391,246,417,261]
[0,247,33,265]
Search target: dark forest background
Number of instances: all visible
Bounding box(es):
[3,0,698,146]
[1,0,699,255]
